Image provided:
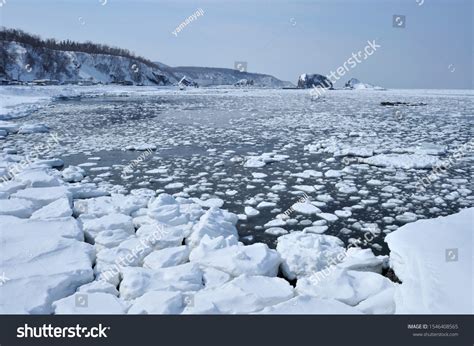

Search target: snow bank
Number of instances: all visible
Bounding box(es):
[385,208,473,314]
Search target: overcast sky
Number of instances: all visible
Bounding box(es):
[1,0,472,89]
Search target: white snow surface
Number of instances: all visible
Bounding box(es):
[385,208,473,314]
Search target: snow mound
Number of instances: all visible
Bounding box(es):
[296,268,395,311]
[385,208,473,314]
[276,231,346,280]
[191,243,281,277]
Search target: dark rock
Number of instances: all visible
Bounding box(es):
[380,101,427,106]
[297,73,332,89]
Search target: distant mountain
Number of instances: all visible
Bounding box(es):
[166,65,294,88]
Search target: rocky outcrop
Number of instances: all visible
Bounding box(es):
[345,78,384,90]
[297,73,332,89]
[234,79,254,87]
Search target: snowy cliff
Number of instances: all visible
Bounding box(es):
[0,38,292,88]
[1,41,177,86]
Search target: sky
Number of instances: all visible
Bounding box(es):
[0,0,472,89]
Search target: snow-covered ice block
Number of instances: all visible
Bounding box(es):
[0,216,85,240]
[265,227,288,236]
[30,197,72,219]
[135,223,185,250]
[147,197,188,226]
[191,197,224,208]
[18,123,50,134]
[303,225,328,234]
[0,198,35,218]
[62,165,85,182]
[292,202,321,215]
[0,218,94,313]
[244,206,260,217]
[402,143,447,156]
[94,229,135,251]
[202,267,232,289]
[296,268,394,309]
[80,213,134,242]
[183,275,294,314]
[385,208,473,314]
[0,180,27,195]
[317,212,338,222]
[15,169,62,187]
[338,247,386,273]
[67,183,109,199]
[355,285,396,314]
[128,291,184,314]
[74,194,148,217]
[96,236,155,268]
[120,263,203,300]
[11,186,72,209]
[77,280,119,296]
[189,234,238,261]
[334,147,374,158]
[53,292,126,314]
[143,246,190,269]
[363,154,441,169]
[258,296,361,314]
[191,243,281,277]
[276,231,346,280]
[244,153,288,168]
[187,207,239,248]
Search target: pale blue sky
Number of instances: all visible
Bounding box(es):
[1,0,472,88]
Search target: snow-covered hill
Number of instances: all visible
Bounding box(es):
[168,66,294,88]
[1,41,177,86]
